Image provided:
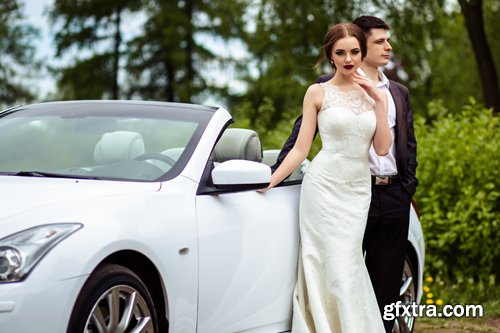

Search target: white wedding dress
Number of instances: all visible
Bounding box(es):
[291,83,385,332]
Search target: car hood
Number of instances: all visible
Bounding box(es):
[0,175,161,222]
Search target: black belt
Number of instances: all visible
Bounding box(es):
[371,175,400,185]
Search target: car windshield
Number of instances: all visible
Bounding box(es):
[0,102,215,181]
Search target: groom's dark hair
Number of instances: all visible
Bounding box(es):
[352,16,391,35]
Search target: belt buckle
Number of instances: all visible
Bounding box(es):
[375,176,390,185]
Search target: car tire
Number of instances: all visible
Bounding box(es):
[67,263,159,333]
[393,254,417,333]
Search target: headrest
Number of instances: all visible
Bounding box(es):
[213,128,263,163]
[94,131,145,164]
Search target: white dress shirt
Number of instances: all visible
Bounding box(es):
[357,68,398,176]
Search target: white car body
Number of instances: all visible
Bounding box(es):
[0,101,424,333]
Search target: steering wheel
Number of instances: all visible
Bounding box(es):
[134,153,176,166]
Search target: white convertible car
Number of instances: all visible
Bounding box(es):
[0,101,424,333]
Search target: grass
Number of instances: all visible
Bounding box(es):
[413,275,500,332]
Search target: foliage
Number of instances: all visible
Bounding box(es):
[417,274,500,332]
[49,0,141,100]
[414,100,500,284]
[484,0,500,96]
[1,0,499,115]
[458,0,500,112]
[424,273,500,308]
[232,0,370,130]
[422,11,483,116]
[368,0,488,116]
[230,0,500,131]
[0,0,39,107]
[125,0,247,102]
[54,54,115,100]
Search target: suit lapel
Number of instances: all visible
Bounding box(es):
[389,82,405,133]
[389,82,407,173]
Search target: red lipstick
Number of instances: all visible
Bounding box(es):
[343,65,354,70]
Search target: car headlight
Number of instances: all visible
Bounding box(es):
[0,223,82,283]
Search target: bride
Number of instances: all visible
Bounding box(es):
[263,23,391,332]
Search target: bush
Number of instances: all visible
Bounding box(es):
[414,99,500,286]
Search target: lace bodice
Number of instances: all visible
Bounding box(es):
[317,83,376,157]
[320,83,375,114]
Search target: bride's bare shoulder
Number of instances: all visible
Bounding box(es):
[307,83,323,92]
[304,83,324,100]
[304,84,325,111]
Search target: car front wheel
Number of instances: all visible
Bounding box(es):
[67,263,158,333]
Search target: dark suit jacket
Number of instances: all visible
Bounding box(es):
[271,73,418,197]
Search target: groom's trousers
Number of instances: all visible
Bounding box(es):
[363,179,411,333]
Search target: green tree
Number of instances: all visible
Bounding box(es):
[423,11,483,114]
[484,0,500,89]
[49,0,141,99]
[125,0,246,102]
[378,0,499,115]
[232,0,367,130]
[0,0,39,107]
[374,0,445,112]
[458,0,500,112]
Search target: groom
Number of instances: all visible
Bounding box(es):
[271,16,418,332]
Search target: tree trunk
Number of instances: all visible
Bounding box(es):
[165,54,175,101]
[458,0,500,112]
[184,0,194,103]
[112,6,122,100]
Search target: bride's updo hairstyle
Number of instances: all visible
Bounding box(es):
[316,23,367,69]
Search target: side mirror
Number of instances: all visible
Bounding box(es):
[212,160,271,190]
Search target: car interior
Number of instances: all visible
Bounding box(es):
[213,128,263,164]
[210,127,308,185]
[93,131,145,164]
[82,127,307,184]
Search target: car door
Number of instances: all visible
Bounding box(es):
[195,181,300,332]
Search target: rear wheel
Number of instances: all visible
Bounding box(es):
[393,255,417,333]
[67,263,159,333]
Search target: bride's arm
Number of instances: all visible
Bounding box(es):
[352,73,391,156]
[371,95,391,156]
[265,84,322,190]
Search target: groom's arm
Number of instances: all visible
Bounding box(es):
[405,90,419,197]
[270,115,303,173]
